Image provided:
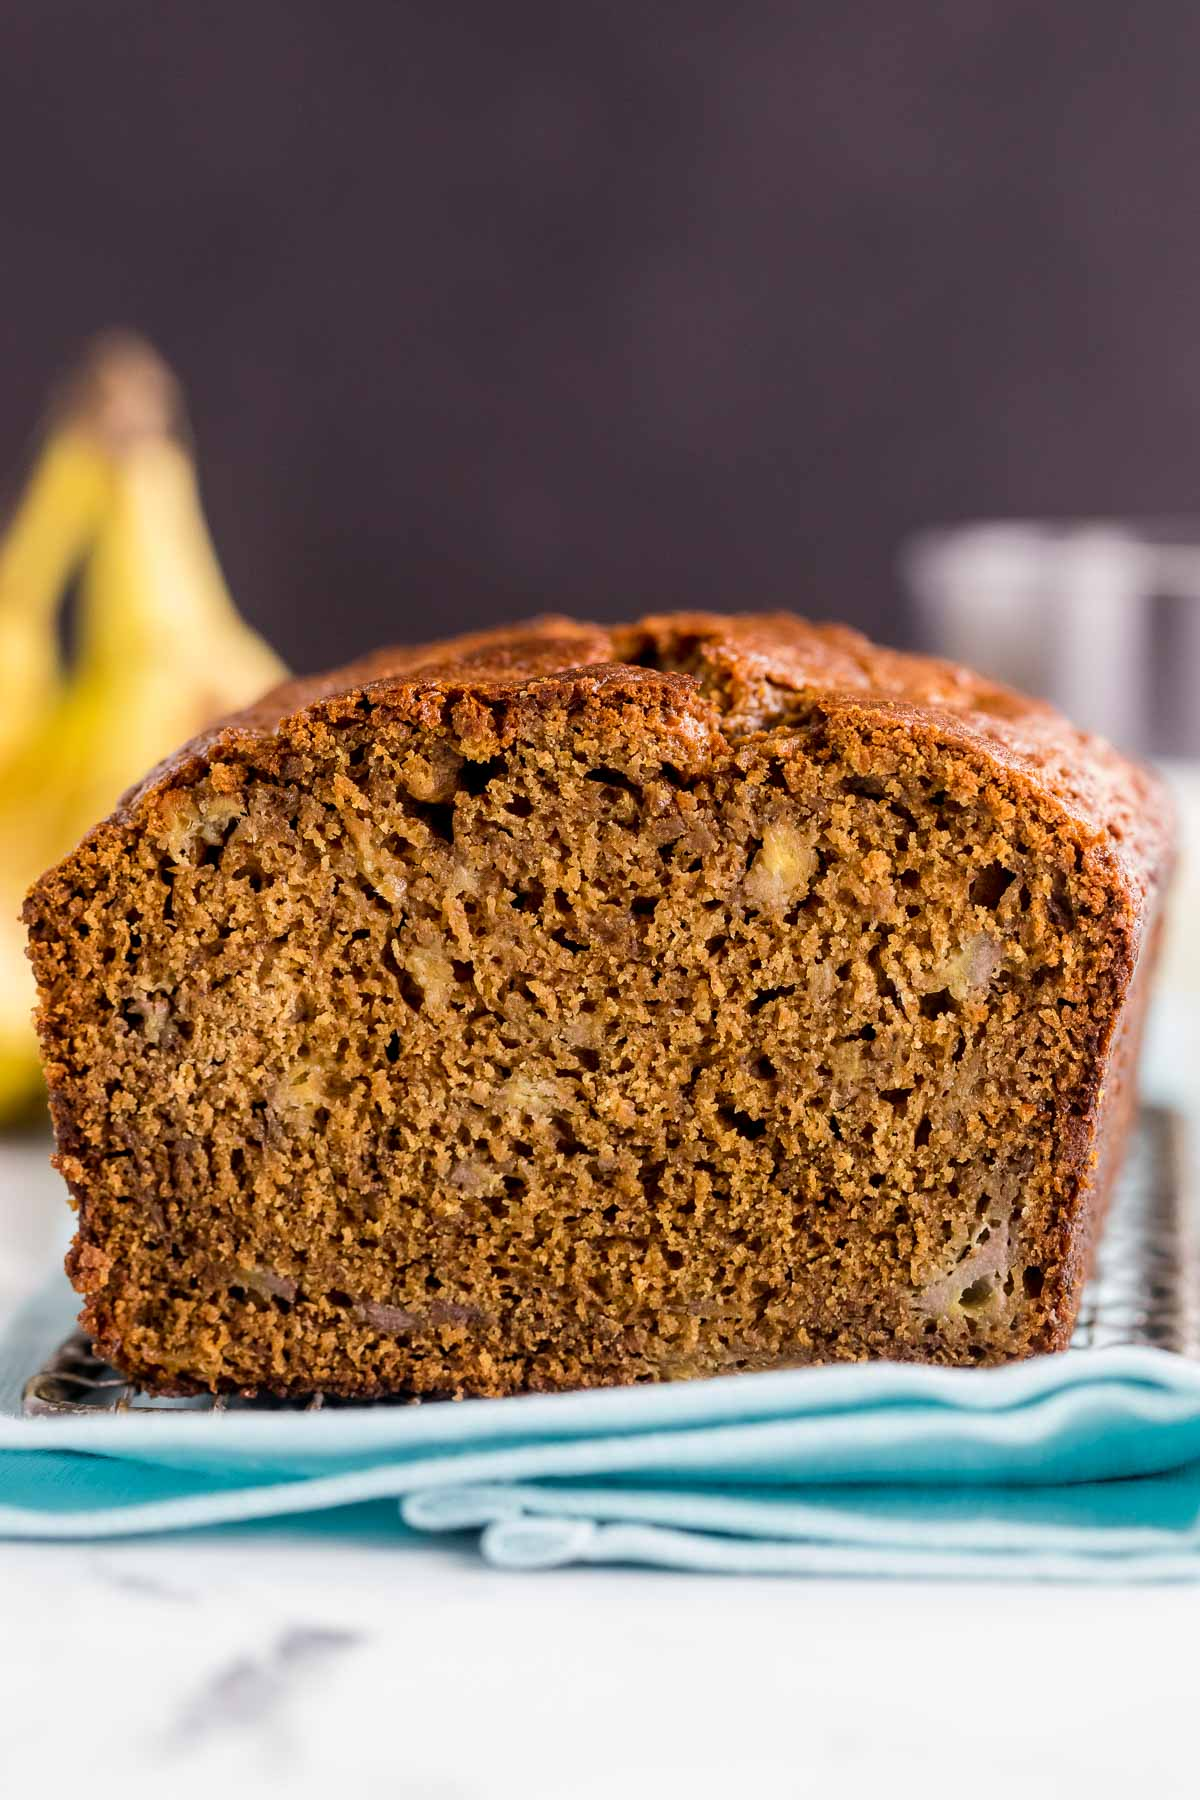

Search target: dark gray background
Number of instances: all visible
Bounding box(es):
[2,2,1198,674]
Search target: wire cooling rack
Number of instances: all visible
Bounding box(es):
[22,1107,1196,1418]
[1070,1107,1196,1354]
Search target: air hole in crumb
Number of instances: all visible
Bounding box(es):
[460,756,506,795]
[880,1088,910,1112]
[1045,878,1075,929]
[631,896,657,918]
[1023,1265,1045,1299]
[421,802,455,843]
[395,969,424,1012]
[959,1277,993,1311]
[970,861,1016,909]
[505,794,533,818]
[749,984,795,1014]
[899,869,920,890]
[719,1105,766,1141]
[754,1054,777,1081]
[384,1032,401,1064]
[920,988,954,1020]
[914,1116,932,1147]
[586,766,639,795]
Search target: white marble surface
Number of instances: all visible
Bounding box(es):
[3,1524,1199,1800]
[2,768,1199,1800]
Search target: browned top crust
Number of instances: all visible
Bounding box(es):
[65,611,1174,933]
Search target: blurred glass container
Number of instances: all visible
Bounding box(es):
[901,519,1200,1029]
[901,519,1200,757]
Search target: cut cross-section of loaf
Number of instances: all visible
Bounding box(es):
[25,613,1172,1395]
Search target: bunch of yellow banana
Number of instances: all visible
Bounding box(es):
[0,334,286,1124]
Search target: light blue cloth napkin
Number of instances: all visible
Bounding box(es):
[5,1272,1200,1577]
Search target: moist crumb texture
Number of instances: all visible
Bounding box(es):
[25,613,1173,1396]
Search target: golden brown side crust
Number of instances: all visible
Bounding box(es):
[26,612,1173,1396]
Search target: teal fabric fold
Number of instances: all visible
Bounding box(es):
[5,1272,1200,1577]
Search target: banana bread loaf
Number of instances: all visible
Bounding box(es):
[25,612,1172,1396]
